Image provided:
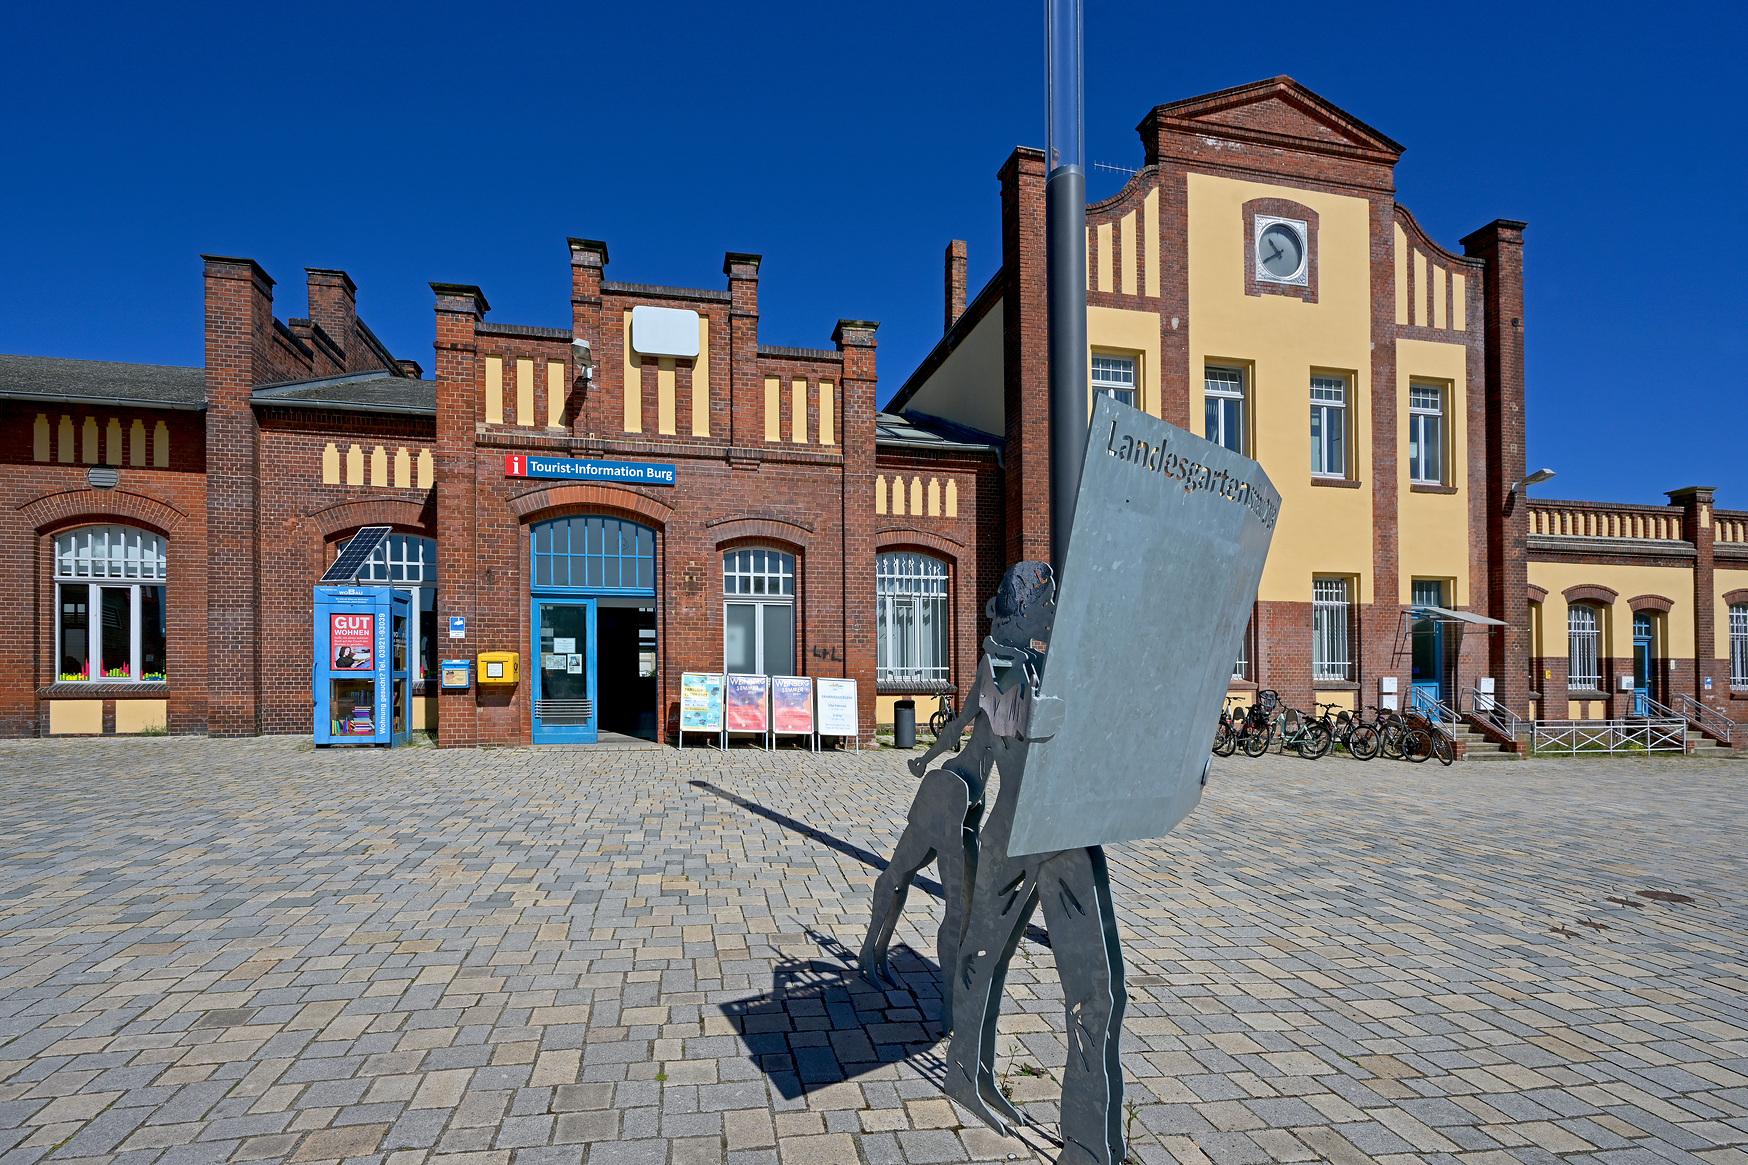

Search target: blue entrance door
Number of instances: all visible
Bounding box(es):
[1632,612,1654,716]
[1410,580,1445,712]
[532,598,598,743]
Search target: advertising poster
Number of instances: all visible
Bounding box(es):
[724,673,769,733]
[815,677,858,737]
[770,676,814,735]
[679,673,724,732]
[330,613,375,671]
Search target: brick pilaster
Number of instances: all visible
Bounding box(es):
[724,253,761,450]
[1669,486,1720,709]
[431,282,488,748]
[836,319,880,740]
[568,238,607,437]
[1462,219,1530,716]
[998,148,1049,567]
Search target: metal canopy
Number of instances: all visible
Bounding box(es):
[1406,605,1508,628]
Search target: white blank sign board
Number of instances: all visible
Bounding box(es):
[630,306,701,358]
[1006,395,1280,857]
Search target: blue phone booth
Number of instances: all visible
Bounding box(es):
[313,586,411,746]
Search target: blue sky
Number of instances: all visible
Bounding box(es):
[2,0,1742,504]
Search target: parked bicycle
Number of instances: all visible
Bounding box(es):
[1404,706,1455,765]
[1270,705,1333,759]
[927,689,958,737]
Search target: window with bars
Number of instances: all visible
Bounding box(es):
[1731,604,1748,690]
[724,548,796,676]
[54,525,167,682]
[1309,375,1348,478]
[1091,354,1137,408]
[352,533,438,683]
[1204,366,1246,455]
[1568,604,1602,690]
[1312,577,1352,681]
[1408,383,1445,484]
[876,552,949,685]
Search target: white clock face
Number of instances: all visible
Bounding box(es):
[1257,221,1306,282]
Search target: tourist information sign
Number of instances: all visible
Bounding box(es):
[1007,395,1280,856]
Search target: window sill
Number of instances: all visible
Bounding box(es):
[1566,689,1608,699]
[39,681,170,698]
[1312,680,1359,691]
[1310,476,1362,489]
[1410,482,1459,495]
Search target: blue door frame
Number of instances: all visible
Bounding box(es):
[531,595,598,743]
[1410,583,1445,711]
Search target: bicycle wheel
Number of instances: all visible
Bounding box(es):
[1298,722,1333,760]
[1402,728,1433,763]
[1241,726,1269,757]
[1380,724,1404,759]
[1347,724,1380,760]
[1431,731,1455,766]
[1212,721,1235,757]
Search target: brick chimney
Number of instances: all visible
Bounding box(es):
[306,269,358,365]
[944,240,968,333]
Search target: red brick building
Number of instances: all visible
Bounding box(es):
[3,77,1742,747]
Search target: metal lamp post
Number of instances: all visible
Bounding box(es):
[1046,0,1088,576]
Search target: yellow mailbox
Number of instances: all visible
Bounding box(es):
[477,651,519,684]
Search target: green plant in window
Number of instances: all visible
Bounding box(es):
[104,663,131,679]
[142,672,167,683]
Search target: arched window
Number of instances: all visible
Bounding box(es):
[723,548,794,675]
[876,552,949,685]
[1731,604,1748,691]
[1568,604,1601,691]
[54,525,167,682]
[349,533,437,682]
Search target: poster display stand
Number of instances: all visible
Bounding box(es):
[815,676,859,749]
[723,673,771,750]
[677,672,725,750]
[770,675,816,751]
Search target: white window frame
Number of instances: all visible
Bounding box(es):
[1312,577,1352,682]
[1205,366,1247,456]
[1730,604,1748,690]
[52,525,168,684]
[724,548,796,676]
[1091,353,1137,409]
[1310,375,1348,479]
[1408,383,1446,485]
[1232,616,1252,682]
[876,552,950,686]
[354,533,437,683]
[1568,604,1602,691]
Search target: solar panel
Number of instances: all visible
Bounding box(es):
[320,526,393,584]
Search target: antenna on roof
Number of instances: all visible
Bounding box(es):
[1092,161,1139,176]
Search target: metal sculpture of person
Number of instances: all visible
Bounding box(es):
[861,562,1126,1165]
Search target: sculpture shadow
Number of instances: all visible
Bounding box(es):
[686,779,1050,949]
[718,930,947,1100]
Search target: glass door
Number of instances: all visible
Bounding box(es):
[1410,579,1445,712]
[1632,612,1653,717]
[532,599,597,743]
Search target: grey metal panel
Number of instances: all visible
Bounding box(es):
[1007,396,1279,857]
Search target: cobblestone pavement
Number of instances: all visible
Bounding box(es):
[0,738,1745,1165]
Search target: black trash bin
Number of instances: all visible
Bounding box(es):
[892,699,917,749]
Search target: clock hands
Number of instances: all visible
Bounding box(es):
[1264,241,1284,265]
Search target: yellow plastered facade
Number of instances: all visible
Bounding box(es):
[1396,337,1471,606]
[114,700,167,734]
[1187,173,1374,605]
[1527,559,1698,670]
[48,700,103,735]
[1087,306,1162,419]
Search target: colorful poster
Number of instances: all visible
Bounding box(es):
[679,673,724,732]
[771,676,814,735]
[330,613,375,671]
[724,673,769,733]
[816,677,858,737]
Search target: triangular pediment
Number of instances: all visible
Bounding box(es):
[1141,77,1403,164]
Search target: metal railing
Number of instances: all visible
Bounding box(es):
[1678,694,1734,745]
[1409,687,1462,728]
[1469,685,1525,740]
[1530,718,1687,755]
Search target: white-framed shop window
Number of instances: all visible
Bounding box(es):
[877,551,949,685]
[54,525,168,682]
[1205,366,1247,455]
[353,533,438,683]
[1091,354,1137,408]
[724,547,795,676]
[1408,383,1446,485]
[1568,604,1602,691]
[1312,577,1352,682]
[1310,375,1348,478]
